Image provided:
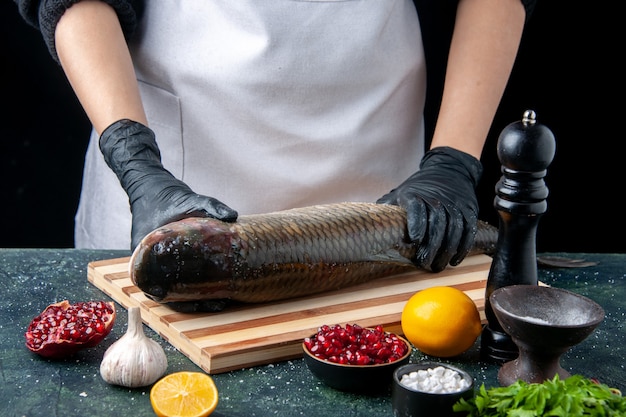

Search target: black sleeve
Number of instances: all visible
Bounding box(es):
[520,0,537,19]
[13,0,144,64]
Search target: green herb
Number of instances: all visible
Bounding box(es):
[453,374,625,416]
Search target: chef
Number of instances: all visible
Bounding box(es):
[14,0,534,272]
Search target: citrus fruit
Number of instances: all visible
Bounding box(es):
[150,371,218,417]
[401,286,482,358]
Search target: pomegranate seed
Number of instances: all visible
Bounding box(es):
[305,323,407,365]
[25,300,116,358]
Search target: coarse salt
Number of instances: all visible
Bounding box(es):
[399,366,470,394]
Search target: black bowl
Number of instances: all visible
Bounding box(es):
[490,285,605,348]
[490,285,605,385]
[392,362,474,417]
[302,335,411,393]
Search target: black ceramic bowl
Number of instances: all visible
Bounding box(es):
[489,285,605,385]
[490,285,605,349]
[302,332,411,393]
[392,362,474,417]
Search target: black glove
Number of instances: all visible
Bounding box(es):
[376,146,482,272]
[100,119,238,250]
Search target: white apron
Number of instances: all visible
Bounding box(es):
[75,0,427,249]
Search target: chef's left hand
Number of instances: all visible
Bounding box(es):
[376,146,483,272]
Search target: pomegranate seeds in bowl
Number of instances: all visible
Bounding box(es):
[302,323,412,393]
[25,300,116,359]
[304,323,409,365]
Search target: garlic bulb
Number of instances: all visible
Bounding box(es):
[100,306,168,387]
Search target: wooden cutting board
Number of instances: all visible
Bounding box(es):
[88,255,492,374]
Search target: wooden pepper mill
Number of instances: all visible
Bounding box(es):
[480,110,556,362]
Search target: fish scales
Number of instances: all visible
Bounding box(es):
[130,202,497,307]
[238,203,411,264]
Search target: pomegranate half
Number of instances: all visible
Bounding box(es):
[25,300,116,359]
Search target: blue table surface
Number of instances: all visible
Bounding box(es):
[1,249,624,417]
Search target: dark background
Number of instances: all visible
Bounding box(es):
[2,1,623,252]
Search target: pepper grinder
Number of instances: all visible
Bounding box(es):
[480,110,556,363]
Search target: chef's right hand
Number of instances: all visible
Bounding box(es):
[99,119,238,250]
